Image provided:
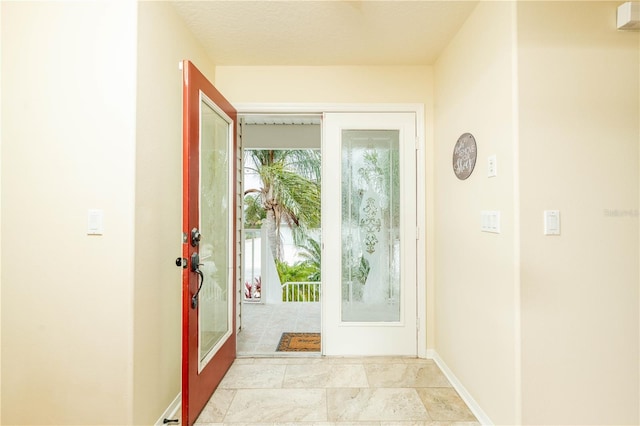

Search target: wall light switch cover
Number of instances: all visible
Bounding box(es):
[481,210,501,233]
[544,210,560,235]
[488,155,497,177]
[88,209,104,235]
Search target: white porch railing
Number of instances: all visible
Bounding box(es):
[282,281,321,302]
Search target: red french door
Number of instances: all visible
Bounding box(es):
[181,60,237,426]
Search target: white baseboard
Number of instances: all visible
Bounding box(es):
[154,393,181,426]
[427,350,493,426]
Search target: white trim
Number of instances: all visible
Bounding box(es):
[427,350,493,426]
[235,102,425,114]
[415,114,427,359]
[235,103,427,358]
[154,393,181,426]
[197,92,236,373]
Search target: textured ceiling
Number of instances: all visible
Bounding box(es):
[170,1,478,66]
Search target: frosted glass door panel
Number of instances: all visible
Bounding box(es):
[198,98,232,369]
[341,130,400,322]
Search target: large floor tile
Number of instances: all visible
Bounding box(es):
[381,422,479,426]
[218,364,285,389]
[284,356,325,365]
[327,388,431,422]
[283,363,369,388]
[224,388,327,423]
[194,389,235,424]
[416,388,477,422]
[196,356,478,425]
[322,356,427,365]
[364,363,452,388]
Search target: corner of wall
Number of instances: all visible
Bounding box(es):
[433,2,519,424]
[134,2,217,424]
[508,2,522,424]
[0,1,3,422]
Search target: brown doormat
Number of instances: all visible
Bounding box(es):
[276,332,321,352]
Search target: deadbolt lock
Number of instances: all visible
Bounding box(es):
[190,228,201,247]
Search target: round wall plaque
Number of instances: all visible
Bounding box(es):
[452,133,477,180]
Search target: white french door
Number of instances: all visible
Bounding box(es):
[322,112,417,356]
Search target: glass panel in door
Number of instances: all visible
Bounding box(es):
[341,130,400,322]
[198,98,232,370]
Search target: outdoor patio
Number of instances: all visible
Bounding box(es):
[237,301,321,355]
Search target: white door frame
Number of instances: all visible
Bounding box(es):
[235,103,427,358]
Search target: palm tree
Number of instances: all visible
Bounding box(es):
[244,149,321,260]
[243,191,266,229]
[298,237,321,282]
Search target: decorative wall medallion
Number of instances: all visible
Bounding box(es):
[452,133,477,180]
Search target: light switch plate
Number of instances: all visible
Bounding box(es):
[88,209,104,235]
[488,155,497,177]
[481,210,501,233]
[544,210,560,235]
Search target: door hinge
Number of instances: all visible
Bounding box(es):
[415,136,421,151]
[416,317,420,331]
[416,226,420,240]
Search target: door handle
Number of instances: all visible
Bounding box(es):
[191,252,204,309]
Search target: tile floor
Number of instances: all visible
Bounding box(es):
[194,356,479,425]
[200,302,478,425]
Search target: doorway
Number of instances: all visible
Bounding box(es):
[234,104,427,358]
[237,114,323,355]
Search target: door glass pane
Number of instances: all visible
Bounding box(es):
[199,98,231,366]
[341,130,400,322]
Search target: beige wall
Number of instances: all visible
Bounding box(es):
[435,1,640,424]
[0,2,3,422]
[134,2,216,424]
[518,2,639,424]
[0,1,217,424]
[215,66,431,105]
[1,1,138,424]
[434,2,519,424]
[215,65,436,348]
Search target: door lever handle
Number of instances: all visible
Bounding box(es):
[191,252,204,309]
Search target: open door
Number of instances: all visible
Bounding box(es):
[182,60,237,426]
